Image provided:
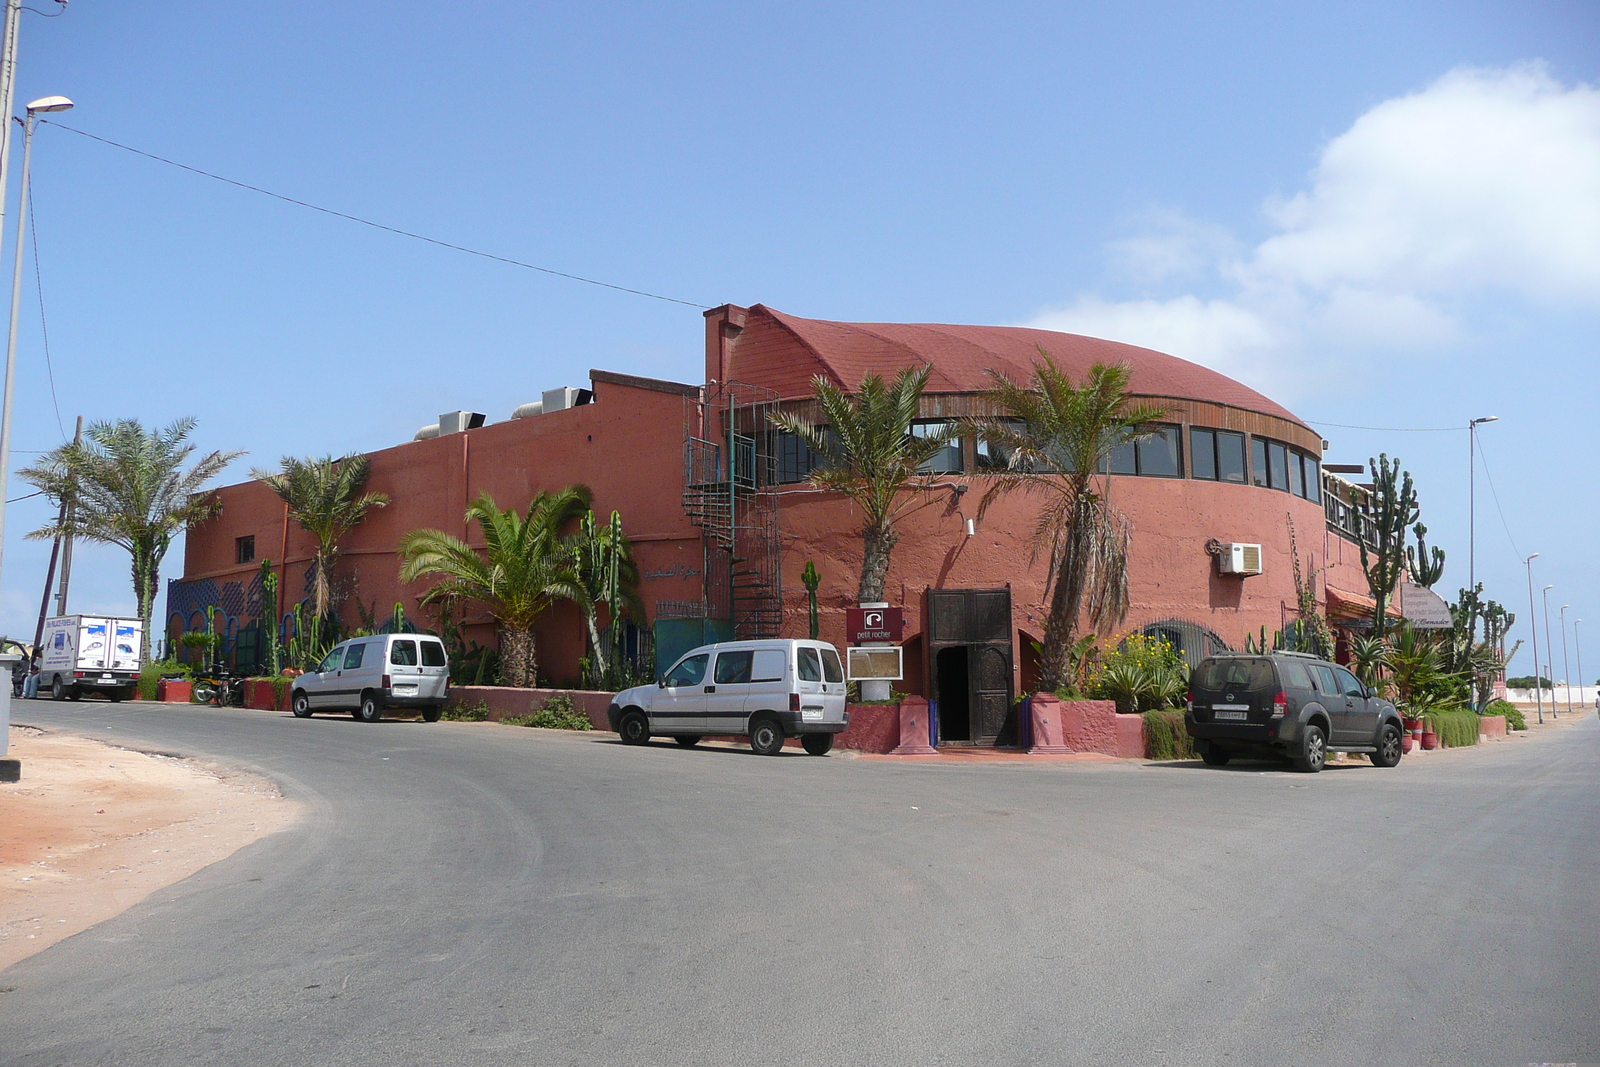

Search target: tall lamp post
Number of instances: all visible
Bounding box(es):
[0,93,70,590]
[1542,584,1556,719]
[1560,605,1573,718]
[1525,554,1543,724]
[1468,415,1498,611]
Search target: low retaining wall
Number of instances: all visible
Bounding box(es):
[1478,713,1507,739]
[1027,693,1144,757]
[156,679,192,703]
[447,686,615,728]
[836,703,902,753]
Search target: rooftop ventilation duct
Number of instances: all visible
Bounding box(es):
[541,386,593,413]
[438,411,486,435]
[414,424,440,441]
[511,400,544,419]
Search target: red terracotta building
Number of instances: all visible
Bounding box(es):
[173,302,1378,744]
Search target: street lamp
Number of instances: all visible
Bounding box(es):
[0,93,71,589]
[1560,605,1573,718]
[1542,584,1556,719]
[1525,554,1543,724]
[1468,416,1498,607]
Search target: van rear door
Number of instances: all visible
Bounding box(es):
[418,638,449,700]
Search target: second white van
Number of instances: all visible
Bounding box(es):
[607,639,849,755]
[290,633,450,722]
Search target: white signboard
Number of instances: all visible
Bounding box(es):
[847,646,903,681]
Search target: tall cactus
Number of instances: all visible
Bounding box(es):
[1405,522,1445,589]
[1358,454,1418,638]
[259,558,281,676]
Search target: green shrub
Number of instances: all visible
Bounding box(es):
[1087,634,1187,714]
[1423,708,1480,748]
[441,700,491,722]
[1142,709,1194,761]
[139,660,191,700]
[521,693,594,730]
[1484,698,1526,731]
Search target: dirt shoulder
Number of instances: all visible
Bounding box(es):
[0,724,302,972]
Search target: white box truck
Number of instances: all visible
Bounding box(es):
[39,615,144,702]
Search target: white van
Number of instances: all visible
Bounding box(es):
[608,639,849,755]
[290,633,450,723]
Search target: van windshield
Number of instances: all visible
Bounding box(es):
[1193,658,1274,693]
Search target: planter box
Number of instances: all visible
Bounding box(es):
[156,679,192,704]
[243,678,290,712]
[1478,714,1507,739]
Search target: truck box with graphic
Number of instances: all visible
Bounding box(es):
[38,615,144,701]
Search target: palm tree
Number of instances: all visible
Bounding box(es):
[966,355,1168,691]
[573,509,644,687]
[20,417,243,664]
[769,367,954,602]
[253,454,389,637]
[398,487,591,687]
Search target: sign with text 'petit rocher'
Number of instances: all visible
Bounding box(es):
[846,606,903,644]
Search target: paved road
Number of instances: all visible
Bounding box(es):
[3,700,1596,1066]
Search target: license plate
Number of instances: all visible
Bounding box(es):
[1214,709,1249,721]
[801,708,824,722]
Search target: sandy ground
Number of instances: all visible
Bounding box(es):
[0,724,302,973]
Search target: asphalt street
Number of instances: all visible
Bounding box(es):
[2,699,1596,1066]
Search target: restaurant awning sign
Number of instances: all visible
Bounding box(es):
[846,606,903,644]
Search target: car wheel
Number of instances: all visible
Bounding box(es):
[1201,745,1231,766]
[1293,724,1326,773]
[68,687,81,701]
[749,717,785,756]
[674,735,702,747]
[358,692,383,723]
[292,691,313,718]
[618,710,650,745]
[1372,723,1403,768]
[422,705,442,723]
[801,733,834,756]
[50,677,63,701]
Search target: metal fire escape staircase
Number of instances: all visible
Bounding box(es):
[681,382,782,638]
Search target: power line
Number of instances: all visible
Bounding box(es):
[42,120,712,310]
[1304,420,1461,432]
[27,186,64,439]
[1471,430,1522,562]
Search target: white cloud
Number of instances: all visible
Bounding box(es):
[1026,63,1600,397]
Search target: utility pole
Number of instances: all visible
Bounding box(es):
[53,413,79,611]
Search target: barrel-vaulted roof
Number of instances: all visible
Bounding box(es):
[729,304,1303,426]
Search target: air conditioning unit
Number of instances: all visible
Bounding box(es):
[1217,543,1263,576]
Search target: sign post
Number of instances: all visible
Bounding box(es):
[848,604,903,701]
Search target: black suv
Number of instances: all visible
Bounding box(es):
[1185,651,1404,772]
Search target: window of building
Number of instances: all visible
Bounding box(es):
[1290,452,1322,503]
[1190,428,1247,483]
[912,420,963,473]
[1099,424,1181,477]
[776,431,820,484]
[235,535,255,564]
[1251,438,1269,487]
[975,420,1025,471]
[1268,442,1289,492]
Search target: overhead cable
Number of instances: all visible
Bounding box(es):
[42,120,711,310]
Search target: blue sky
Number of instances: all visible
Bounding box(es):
[4,1,1597,675]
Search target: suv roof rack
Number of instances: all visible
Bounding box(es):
[1208,649,1321,660]
[1270,650,1321,660]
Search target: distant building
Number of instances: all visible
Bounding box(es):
[174,302,1408,744]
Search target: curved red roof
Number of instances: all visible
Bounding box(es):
[735,305,1303,426]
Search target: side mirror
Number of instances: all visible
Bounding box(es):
[657,676,667,688]
[1365,685,1376,699]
